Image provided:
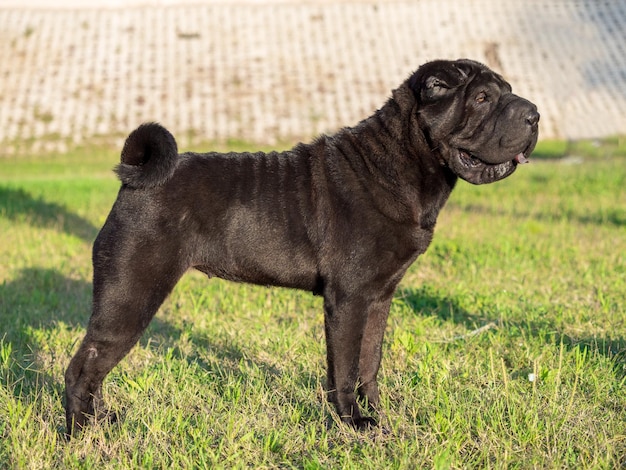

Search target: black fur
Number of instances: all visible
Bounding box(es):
[115,122,179,188]
[65,59,539,436]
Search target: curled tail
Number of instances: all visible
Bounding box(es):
[115,123,178,189]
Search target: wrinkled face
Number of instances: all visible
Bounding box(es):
[412,59,539,184]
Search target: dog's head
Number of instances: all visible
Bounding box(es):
[409,59,539,184]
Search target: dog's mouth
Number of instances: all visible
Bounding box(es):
[449,147,530,185]
[458,149,530,168]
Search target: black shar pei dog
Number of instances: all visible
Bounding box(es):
[65,59,539,435]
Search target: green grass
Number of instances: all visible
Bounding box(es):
[531,135,626,160]
[1,139,625,468]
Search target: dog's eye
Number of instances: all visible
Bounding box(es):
[475,91,488,103]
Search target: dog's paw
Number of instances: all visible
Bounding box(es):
[344,415,378,430]
[65,409,119,439]
[96,408,118,425]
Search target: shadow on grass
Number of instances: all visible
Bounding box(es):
[0,186,99,242]
[397,286,626,380]
[141,315,324,420]
[0,267,322,427]
[0,267,92,429]
[3,267,624,430]
[0,267,91,346]
[447,198,626,227]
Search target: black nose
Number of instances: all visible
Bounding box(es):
[526,110,540,127]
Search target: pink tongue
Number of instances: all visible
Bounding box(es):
[515,153,529,164]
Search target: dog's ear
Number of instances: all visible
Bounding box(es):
[425,76,448,89]
[421,75,453,100]
[408,60,477,105]
[412,60,470,103]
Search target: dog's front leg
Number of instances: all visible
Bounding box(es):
[323,295,377,429]
[357,296,393,411]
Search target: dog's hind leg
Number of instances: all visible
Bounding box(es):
[64,253,185,437]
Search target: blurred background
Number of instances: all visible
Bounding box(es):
[1,0,625,154]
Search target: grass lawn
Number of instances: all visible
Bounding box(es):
[1,138,625,468]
